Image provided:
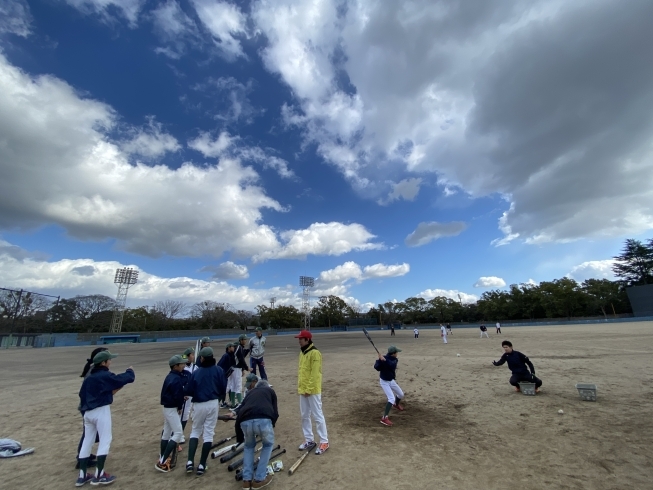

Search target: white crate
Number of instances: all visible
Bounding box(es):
[575,383,597,401]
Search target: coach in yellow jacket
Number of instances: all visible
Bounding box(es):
[295,330,329,455]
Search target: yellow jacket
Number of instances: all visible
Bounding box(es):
[297,344,322,395]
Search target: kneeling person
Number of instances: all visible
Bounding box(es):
[235,374,278,489]
[492,340,542,393]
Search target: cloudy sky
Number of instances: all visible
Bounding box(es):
[1,0,652,311]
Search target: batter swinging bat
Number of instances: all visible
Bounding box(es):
[362,327,380,355]
[288,442,316,475]
[236,448,286,481]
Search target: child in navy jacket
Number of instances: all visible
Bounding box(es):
[374,345,405,427]
[76,350,135,486]
[155,355,188,473]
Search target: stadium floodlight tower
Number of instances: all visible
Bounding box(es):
[109,267,139,333]
[299,276,314,330]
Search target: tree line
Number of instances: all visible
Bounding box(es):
[1,237,651,333]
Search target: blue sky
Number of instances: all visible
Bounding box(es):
[1,0,652,311]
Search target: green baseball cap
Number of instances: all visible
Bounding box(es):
[255,327,263,331]
[169,354,185,367]
[93,351,118,364]
[387,345,402,354]
[183,347,195,356]
[245,373,259,383]
[199,347,214,358]
[238,334,248,341]
[200,337,211,343]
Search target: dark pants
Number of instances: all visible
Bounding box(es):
[510,372,542,388]
[250,357,267,380]
[390,330,395,336]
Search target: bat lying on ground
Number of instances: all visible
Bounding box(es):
[220,443,245,463]
[211,443,238,459]
[227,444,272,472]
[235,448,286,481]
[288,442,316,475]
[362,327,380,355]
[210,436,234,451]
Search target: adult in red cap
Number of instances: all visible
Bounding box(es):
[295,330,329,455]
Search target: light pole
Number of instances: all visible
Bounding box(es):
[299,276,314,330]
[109,268,139,333]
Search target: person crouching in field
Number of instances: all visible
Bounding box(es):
[374,346,405,427]
[492,340,542,393]
[155,355,188,473]
[234,375,278,489]
[76,351,135,487]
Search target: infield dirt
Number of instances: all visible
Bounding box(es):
[1,322,652,490]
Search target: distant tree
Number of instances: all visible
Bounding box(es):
[256,304,302,330]
[190,301,237,329]
[153,300,188,321]
[612,238,653,286]
[311,295,348,328]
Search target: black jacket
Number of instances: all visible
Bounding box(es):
[493,350,535,375]
[160,369,186,409]
[234,344,250,370]
[374,356,398,381]
[79,366,135,413]
[235,382,278,443]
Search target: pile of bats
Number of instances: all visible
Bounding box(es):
[207,436,316,480]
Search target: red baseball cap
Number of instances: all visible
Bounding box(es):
[294,330,312,339]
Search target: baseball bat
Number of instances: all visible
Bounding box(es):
[211,442,238,459]
[220,443,245,463]
[362,327,380,354]
[236,448,286,481]
[210,435,234,451]
[228,444,278,472]
[288,443,316,476]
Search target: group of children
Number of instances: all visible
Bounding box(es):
[75,328,269,486]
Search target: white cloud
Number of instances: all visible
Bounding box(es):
[0,250,296,310]
[317,261,408,285]
[121,117,181,158]
[193,77,262,124]
[254,222,382,262]
[0,0,32,37]
[191,0,248,60]
[362,263,410,279]
[567,259,616,282]
[417,288,478,304]
[252,0,653,243]
[405,221,467,247]
[474,276,507,288]
[150,0,200,58]
[379,178,422,205]
[188,131,294,179]
[64,0,144,26]
[200,261,249,280]
[0,54,366,260]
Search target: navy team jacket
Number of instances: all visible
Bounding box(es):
[374,356,398,381]
[79,366,135,413]
[160,369,186,409]
[184,358,227,403]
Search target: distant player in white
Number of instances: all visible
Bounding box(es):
[413,328,419,339]
[440,324,447,344]
[496,322,502,334]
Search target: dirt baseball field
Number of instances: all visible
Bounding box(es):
[1,322,652,490]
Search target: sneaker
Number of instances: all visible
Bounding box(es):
[315,442,329,455]
[252,474,273,489]
[242,480,252,490]
[298,441,315,451]
[186,462,194,474]
[196,464,206,476]
[90,473,116,486]
[514,386,521,392]
[393,403,404,411]
[155,460,171,473]
[75,473,93,487]
[380,416,393,427]
[220,402,229,409]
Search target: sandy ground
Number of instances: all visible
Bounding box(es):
[1,323,653,490]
